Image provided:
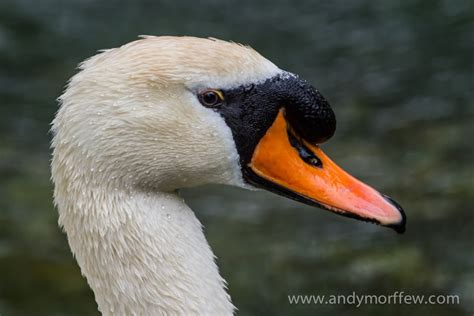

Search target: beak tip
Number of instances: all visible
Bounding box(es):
[381,194,407,234]
[387,221,406,234]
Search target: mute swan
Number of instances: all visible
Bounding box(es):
[51,36,405,315]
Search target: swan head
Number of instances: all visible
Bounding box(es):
[52,36,405,232]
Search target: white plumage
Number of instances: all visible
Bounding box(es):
[51,36,282,315]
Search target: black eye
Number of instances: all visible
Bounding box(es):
[198,89,224,107]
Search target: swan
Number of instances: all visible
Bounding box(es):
[51,36,406,315]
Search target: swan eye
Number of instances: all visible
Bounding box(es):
[198,89,224,107]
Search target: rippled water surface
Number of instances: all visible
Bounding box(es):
[0,0,473,315]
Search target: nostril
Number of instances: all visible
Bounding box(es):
[287,129,323,168]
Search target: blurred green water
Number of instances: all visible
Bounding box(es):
[0,0,473,315]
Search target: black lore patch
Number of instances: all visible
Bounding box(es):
[209,73,336,168]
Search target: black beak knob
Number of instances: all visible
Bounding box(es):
[281,78,336,144]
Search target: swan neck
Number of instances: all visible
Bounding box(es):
[58,187,234,315]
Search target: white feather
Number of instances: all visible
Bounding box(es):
[51,36,283,315]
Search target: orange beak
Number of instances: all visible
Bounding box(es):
[247,110,406,233]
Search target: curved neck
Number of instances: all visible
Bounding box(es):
[58,185,234,315]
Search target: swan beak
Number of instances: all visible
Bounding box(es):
[246,110,406,233]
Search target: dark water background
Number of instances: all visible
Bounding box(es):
[0,0,473,315]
